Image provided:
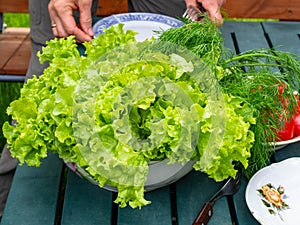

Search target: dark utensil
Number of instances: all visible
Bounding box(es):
[192,171,242,225]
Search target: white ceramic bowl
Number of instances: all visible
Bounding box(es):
[66,160,195,192]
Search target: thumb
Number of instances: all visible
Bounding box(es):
[78,0,94,37]
[213,11,223,25]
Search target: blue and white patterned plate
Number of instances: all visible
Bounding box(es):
[93,12,184,41]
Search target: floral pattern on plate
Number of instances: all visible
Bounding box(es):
[257,183,289,220]
[246,158,300,225]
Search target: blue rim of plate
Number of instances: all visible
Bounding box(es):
[93,12,184,37]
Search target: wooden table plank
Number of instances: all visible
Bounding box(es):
[3,35,31,75]
[0,34,26,74]
[0,153,63,225]
[118,186,172,225]
[273,141,300,162]
[0,28,30,75]
[262,22,300,55]
[223,0,300,21]
[221,21,269,53]
[0,0,28,13]
[61,171,113,225]
[232,177,260,225]
[220,22,237,52]
[176,171,232,225]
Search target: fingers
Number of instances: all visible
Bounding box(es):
[78,0,94,37]
[48,0,93,43]
[199,0,224,25]
[48,1,68,38]
[185,0,224,25]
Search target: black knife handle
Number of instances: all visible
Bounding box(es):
[192,202,213,225]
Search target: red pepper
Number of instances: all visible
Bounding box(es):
[277,83,290,109]
[293,114,300,137]
[292,98,300,137]
[261,83,298,141]
[275,118,295,142]
[294,95,300,114]
[278,83,286,95]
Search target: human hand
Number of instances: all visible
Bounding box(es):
[185,0,225,25]
[48,0,94,43]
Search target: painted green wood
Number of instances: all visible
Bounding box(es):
[262,22,300,55]
[1,153,62,225]
[176,171,232,225]
[273,141,300,162]
[220,21,238,52]
[221,21,269,52]
[61,171,113,225]
[118,186,172,225]
[232,176,260,225]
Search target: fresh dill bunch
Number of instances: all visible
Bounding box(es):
[220,48,300,119]
[157,17,223,67]
[156,17,300,179]
[219,49,300,178]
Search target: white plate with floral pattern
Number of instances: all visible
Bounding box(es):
[245,157,300,225]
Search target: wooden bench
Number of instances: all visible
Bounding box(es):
[0,0,128,82]
[223,0,300,21]
[0,0,30,82]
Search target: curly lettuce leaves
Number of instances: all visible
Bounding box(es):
[3,24,255,208]
[195,95,255,181]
